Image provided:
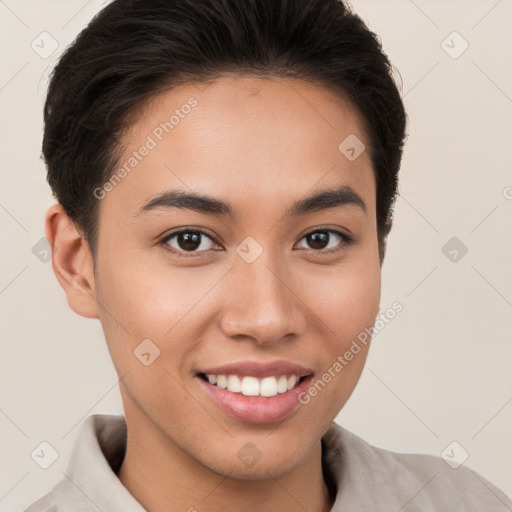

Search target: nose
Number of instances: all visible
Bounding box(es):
[219,252,307,346]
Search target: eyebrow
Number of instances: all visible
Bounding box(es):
[134,184,367,218]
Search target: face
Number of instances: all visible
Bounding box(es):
[92,75,381,479]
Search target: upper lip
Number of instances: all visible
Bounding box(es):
[197,360,314,378]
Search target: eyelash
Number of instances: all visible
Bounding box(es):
[159,227,354,258]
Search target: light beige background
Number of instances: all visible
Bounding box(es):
[1,0,511,510]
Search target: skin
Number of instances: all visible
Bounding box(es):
[46,75,382,512]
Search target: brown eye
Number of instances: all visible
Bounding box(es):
[296,229,352,252]
[163,229,217,254]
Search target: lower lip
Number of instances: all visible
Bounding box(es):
[197,375,313,424]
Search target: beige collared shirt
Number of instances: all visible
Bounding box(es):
[24,414,512,511]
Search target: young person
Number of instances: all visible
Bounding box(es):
[26,0,511,510]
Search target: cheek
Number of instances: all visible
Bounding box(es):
[93,248,220,372]
[337,269,380,337]
[93,255,195,408]
[299,263,380,420]
[95,246,186,332]
[299,256,381,342]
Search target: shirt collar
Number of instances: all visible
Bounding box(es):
[43,413,512,512]
[52,413,351,511]
[52,414,144,512]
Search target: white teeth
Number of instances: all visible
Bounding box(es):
[241,376,260,396]
[277,376,288,393]
[204,373,302,397]
[227,375,242,393]
[260,377,278,397]
[217,375,228,389]
[287,375,297,390]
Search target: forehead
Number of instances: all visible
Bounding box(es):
[104,75,375,220]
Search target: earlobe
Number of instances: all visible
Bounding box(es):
[45,203,100,319]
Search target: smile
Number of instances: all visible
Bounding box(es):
[195,360,314,424]
[198,373,306,397]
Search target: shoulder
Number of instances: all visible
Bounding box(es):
[22,414,128,512]
[323,422,512,511]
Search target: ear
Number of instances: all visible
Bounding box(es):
[45,203,99,319]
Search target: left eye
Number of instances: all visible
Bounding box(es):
[296,229,349,252]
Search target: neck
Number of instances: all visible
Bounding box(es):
[117,411,334,512]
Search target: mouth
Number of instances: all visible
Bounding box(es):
[194,360,314,424]
[197,372,309,397]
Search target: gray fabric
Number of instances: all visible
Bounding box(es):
[24,414,512,512]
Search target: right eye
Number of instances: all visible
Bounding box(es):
[161,228,221,257]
